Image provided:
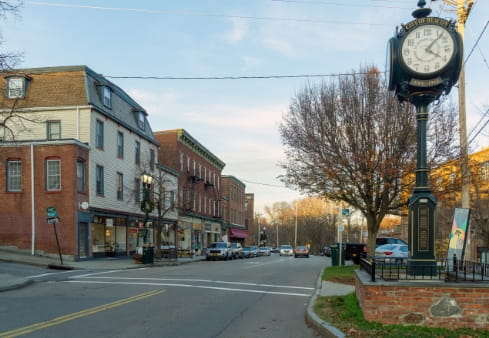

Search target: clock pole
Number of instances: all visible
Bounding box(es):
[388,0,463,275]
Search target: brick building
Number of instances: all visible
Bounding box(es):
[221,175,248,244]
[154,129,225,254]
[0,66,163,259]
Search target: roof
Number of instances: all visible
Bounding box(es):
[0,65,158,146]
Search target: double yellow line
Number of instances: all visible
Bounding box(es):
[0,290,164,338]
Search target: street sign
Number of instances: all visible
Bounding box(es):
[46,206,58,218]
[338,225,344,232]
[342,208,350,217]
[47,217,60,224]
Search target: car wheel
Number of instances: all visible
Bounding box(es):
[206,256,210,261]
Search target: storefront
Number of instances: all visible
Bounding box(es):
[228,227,249,245]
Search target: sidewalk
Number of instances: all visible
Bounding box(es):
[0,246,205,292]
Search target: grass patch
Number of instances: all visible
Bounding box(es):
[315,266,489,337]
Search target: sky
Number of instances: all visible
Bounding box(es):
[2,0,488,213]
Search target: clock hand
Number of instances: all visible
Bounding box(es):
[425,33,444,53]
[426,49,442,58]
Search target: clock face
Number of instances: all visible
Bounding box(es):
[400,24,455,76]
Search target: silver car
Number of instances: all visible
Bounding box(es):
[279,244,294,256]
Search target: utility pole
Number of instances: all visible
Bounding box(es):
[441,0,475,259]
[441,0,474,208]
[294,203,298,248]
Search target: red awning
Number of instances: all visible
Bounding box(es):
[229,228,248,239]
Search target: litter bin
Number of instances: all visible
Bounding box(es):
[331,245,345,266]
[142,246,154,264]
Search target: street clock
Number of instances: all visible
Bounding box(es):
[387,3,462,103]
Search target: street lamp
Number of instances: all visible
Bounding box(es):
[140,172,153,245]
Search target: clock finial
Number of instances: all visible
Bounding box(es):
[412,0,431,18]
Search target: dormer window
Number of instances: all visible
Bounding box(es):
[103,86,112,108]
[137,111,145,130]
[6,76,27,99]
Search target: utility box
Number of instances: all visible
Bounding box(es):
[142,246,154,264]
[331,245,344,266]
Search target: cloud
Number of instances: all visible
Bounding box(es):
[223,18,248,44]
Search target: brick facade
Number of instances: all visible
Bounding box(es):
[355,271,489,330]
[0,142,89,256]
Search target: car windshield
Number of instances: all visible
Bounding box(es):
[259,247,267,250]
[243,247,251,251]
[231,243,239,248]
[210,242,227,248]
[281,245,292,249]
[296,246,307,250]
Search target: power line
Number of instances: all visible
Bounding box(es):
[464,20,489,65]
[25,1,391,26]
[105,71,376,81]
[241,178,288,188]
[271,0,411,10]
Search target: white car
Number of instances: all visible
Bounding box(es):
[375,244,409,263]
[279,244,294,256]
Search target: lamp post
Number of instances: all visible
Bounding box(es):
[140,172,153,246]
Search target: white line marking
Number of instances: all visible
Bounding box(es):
[28,270,77,278]
[63,280,312,297]
[72,276,314,290]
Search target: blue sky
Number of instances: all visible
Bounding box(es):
[2,0,488,212]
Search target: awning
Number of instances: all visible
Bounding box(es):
[229,228,248,239]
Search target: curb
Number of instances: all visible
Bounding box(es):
[305,269,345,338]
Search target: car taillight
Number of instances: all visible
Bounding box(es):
[384,251,393,255]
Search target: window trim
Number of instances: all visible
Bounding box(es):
[96,165,104,196]
[76,159,86,193]
[117,131,124,159]
[47,120,61,140]
[46,158,61,191]
[103,86,112,108]
[116,172,124,201]
[6,77,26,99]
[7,159,22,192]
[95,119,104,150]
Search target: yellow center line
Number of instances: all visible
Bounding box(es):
[0,290,164,338]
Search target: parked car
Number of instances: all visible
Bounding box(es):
[294,245,310,258]
[375,244,409,263]
[279,244,294,256]
[206,242,232,261]
[230,242,243,259]
[249,245,258,257]
[321,246,331,257]
[242,246,253,258]
[270,247,280,253]
[376,237,407,247]
[258,247,271,256]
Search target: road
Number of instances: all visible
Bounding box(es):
[0,254,327,338]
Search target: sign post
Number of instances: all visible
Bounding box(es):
[46,206,63,265]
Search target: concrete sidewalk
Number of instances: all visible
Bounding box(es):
[0,246,205,292]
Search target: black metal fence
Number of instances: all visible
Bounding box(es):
[359,257,489,283]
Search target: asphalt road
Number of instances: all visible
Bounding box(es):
[0,254,327,338]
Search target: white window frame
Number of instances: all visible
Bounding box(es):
[47,120,61,140]
[7,160,22,192]
[7,77,24,99]
[46,159,61,191]
[103,86,112,108]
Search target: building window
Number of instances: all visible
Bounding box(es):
[46,159,61,191]
[150,149,155,171]
[47,120,61,140]
[135,141,140,165]
[117,131,124,158]
[135,178,141,203]
[179,152,184,172]
[95,120,104,149]
[77,160,85,192]
[137,111,145,130]
[96,165,104,196]
[103,86,112,108]
[6,77,25,99]
[7,160,21,192]
[116,172,123,200]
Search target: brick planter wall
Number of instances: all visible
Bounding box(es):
[355,270,489,330]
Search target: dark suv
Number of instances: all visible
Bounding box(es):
[376,237,407,247]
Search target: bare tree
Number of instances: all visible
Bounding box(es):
[0,0,22,70]
[279,66,458,256]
